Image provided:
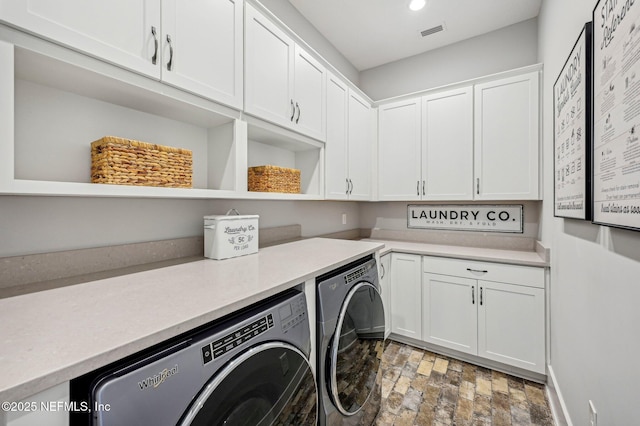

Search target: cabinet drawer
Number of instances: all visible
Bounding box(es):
[423,256,544,288]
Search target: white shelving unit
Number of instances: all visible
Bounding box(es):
[0,25,324,200]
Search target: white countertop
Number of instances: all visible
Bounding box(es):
[366,239,549,267]
[0,238,383,403]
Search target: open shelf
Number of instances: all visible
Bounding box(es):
[0,29,325,200]
[246,115,324,197]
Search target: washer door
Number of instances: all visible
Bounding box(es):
[329,282,385,416]
[180,342,317,426]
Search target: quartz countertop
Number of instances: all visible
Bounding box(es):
[365,239,549,267]
[0,238,384,403]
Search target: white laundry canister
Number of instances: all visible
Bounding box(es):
[203,210,259,260]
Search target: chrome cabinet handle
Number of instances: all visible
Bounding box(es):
[417,180,420,196]
[472,286,475,304]
[476,178,480,195]
[380,264,385,279]
[295,102,300,124]
[349,179,353,195]
[422,180,425,196]
[466,268,488,274]
[291,100,295,121]
[480,287,483,305]
[151,26,158,65]
[166,34,174,71]
[345,178,349,195]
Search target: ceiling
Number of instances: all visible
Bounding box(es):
[288,0,543,71]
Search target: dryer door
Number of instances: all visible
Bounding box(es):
[180,342,317,426]
[329,282,385,416]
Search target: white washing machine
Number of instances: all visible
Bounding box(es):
[316,256,386,426]
[70,289,317,425]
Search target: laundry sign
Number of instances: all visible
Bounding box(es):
[407,205,523,233]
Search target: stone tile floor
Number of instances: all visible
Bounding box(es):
[375,341,555,426]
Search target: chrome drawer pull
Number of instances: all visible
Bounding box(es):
[466,268,488,273]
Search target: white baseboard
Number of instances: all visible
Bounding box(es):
[546,364,573,426]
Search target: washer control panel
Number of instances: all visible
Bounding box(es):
[280,297,307,333]
[201,314,274,364]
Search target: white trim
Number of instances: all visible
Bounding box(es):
[546,365,573,426]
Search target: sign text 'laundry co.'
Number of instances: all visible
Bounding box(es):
[407,205,523,233]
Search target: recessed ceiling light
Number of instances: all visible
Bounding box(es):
[409,0,426,11]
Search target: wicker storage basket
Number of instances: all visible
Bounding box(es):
[248,165,301,193]
[91,136,192,188]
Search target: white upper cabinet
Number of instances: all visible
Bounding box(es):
[423,87,473,200]
[0,0,243,108]
[293,45,326,141]
[244,4,326,141]
[325,73,349,200]
[378,98,422,201]
[0,0,161,78]
[244,4,294,127]
[325,74,373,201]
[474,71,540,200]
[161,0,243,109]
[378,87,472,201]
[346,89,373,200]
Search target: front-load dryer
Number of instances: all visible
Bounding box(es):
[70,289,317,425]
[316,256,386,426]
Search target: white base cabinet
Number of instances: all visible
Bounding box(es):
[389,253,422,340]
[379,253,391,338]
[422,256,546,374]
[477,280,545,372]
[387,253,546,375]
[423,273,477,355]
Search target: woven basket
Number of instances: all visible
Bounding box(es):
[91,136,192,188]
[248,165,301,193]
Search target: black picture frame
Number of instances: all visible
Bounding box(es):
[553,22,592,220]
[591,0,640,232]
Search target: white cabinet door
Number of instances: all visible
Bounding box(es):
[325,72,349,200]
[378,98,422,201]
[0,0,161,78]
[379,253,392,339]
[422,273,478,355]
[293,45,326,141]
[390,253,421,340]
[474,71,540,200]
[161,0,242,109]
[477,280,545,374]
[244,4,295,128]
[347,90,372,201]
[423,87,474,200]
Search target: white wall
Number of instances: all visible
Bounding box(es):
[359,18,539,101]
[361,201,540,240]
[538,1,640,425]
[257,0,360,85]
[0,196,360,257]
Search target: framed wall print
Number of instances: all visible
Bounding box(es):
[592,0,640,231]
[554,22,592,220]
